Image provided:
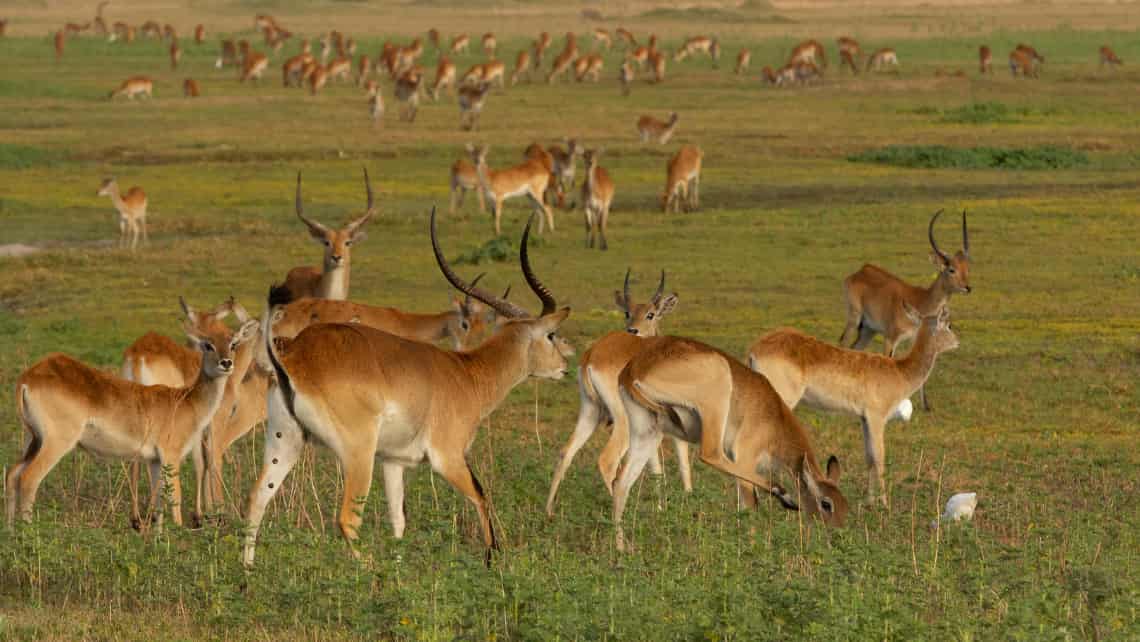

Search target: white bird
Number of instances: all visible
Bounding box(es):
[888,398,914,423]
[931,492,977,529]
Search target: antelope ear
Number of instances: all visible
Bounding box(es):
[929,250,949,268]
[800,455,823,501]
[349,229,368,243]
[179,296,196,321]
[656,293,678,317]
[231,300,252,324]
[826,455,842,483]
[235,319,260,344]
[306,222,330,241]
[613,290,628,312]
[534,307,571,334]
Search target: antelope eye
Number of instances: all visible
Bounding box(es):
[202,343,215,353]
[461,321,470,331]
[322,240,331,247]
[646,312,655,320]
[821,498,833,513]
[947,267,956,274]
[547,332,555,342]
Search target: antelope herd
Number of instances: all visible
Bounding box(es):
[14,7,1132,569]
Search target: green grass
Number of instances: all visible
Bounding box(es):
[0,5,1138,640]
[848,144,1090,169]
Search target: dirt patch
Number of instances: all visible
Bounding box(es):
[0,244,39,258]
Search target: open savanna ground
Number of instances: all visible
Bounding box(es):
[1,1,1138,639]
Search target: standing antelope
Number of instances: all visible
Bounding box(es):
[241,52,269,83]
[308,65,329,95]
[427,28,440,50]
[546,271,684,515]
[54,30,65,61]
[579,148,614,250]
[194,24,205,44]
[619,60,634,96]
[8,318,259,528]
[1009,49,1037,78]
[469,143,555,235]
[735,49,751,75]
[662,145,702,213]
[510,50,531,85]
[97,177,148,249]
[482,32,497,58]
[394,69,423,122]
[839,210,971,411]
[979,45,993,74]
[458,82,491,131]
[789,39,826,69]
[356,54,372,86]
[593,28,611,50]
[547,47,575,83]
[638,112,679,144]
[183,78,200,97]
[93,3,109,36]
[616,27,636,49]
[546,138,580,196]
[216,40,238,69]
[243,209,573,567]
[866,48,899,72]
[368,90,384,127]
[450,33,469,55]
[612,336,848,550]
[0,19,7,37]
[648,51,667,83]
[169,38,181,69]
[533,32,552,69]
[430,56,456,100]
[629,34,657,69]
[1099,45,1122,70]
[449,157,486,215]
[282,54,312,87]
[749,306,958,506]
[280,170,375,301]
[326,56,352,83]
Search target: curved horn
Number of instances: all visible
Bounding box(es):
[464,273,485,307]
[294,171,326,232]
[621,268,632,315]
[178,296,195,320]
[961,209,970,258]
[520,213,557,316]
[431,206,529,319]
[347,166,376,230]
[652,269,666,304]
[928,209,950,263]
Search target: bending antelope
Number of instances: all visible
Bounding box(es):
[838,36,860,71]
[241,52,269,83]
[749,306,957,506]
[839,210,971,411]
[280,170,375,301]
[866,48,899,72]
[789,39,826,69]
[183,78,200,97]
[613,336,848,550]
[97,177,148,249]
[449,157,486,215]
[662,145,702,213]
[1100,45,1122,70]
[675,36,718,66]
[450,33,469,55]
[108,76,152,101]
[243,209,573,567]
[979,45,992,74]
[510,50,531,86]
[431,56,456,100]
[546,270,684,515]
[579,148,614,250]
[638,112,679,144]
[8,318,259,528]
[735,49,751,75]
[458,82,491,131]
[574,54,604,82]
[616,27,636,49]
[593,28,611,50]
[468,143,555,235]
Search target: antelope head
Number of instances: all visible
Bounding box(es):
[928,209,972,294]
[614,269,678,337]
[295,167,376,274]
[797,455,848,527]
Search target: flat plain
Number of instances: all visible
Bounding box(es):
[0,0,1138,639]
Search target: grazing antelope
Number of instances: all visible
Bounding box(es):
[749,306,957,506]
[282,54,312,87]
[368,91,384,127]
[356,54,371,86]
[1100,45,1122,69]
[1008,49,1037,78]
[648,51,667,83]
[482,32,496,58]
[789,39,826,69]
[308,65,329,95]
[469,143,555,235]
[735,49,751,75]
[8,318,260,528]
[481,60,507,87]
[979,45,993,74]
[839,50,859,75]
[108,76,152,101]
[449,158,486,215]
[579,148,614,250]
[327,56,352,83]
[795,61,822,84]
[53,30,65,60]
[430,56,456,100]
[575,54,604,82]
[183,78,200,97]
[254,14,278,32]
[533,32,552,69]
[547,47,575,83]
[97,177,148,249]
[64,22,90,37]
[619,60,634,96]
[216,40,238,69]
[593,28,611,50]
[674,36,718,65]
[458,82,491,131]
[1015,43,1044,65]
[280,170,375,302]
[866,48,899,72]
[450,33,469,55]
[616,27,636,49]
[628,35,656,70]
[241,52,269,83]
[395,69,424,122]
[839,210,971,411]
[243,209,573,567]
[169,39,182,70]
[612,336,848,550]
[194,24,205,44]
[510,50,531,85]
[662,145,702,213]
[545,271,683,517]
[637,113,679,145]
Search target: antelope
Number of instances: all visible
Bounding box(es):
[593,28,611,50]
[254,14,278,32]
[979,45,992,74]
[637,113,679,144]
[308,64,329,95]
[327,56,352,83]
[482,32,496,58]
[169,38,182,69]
[735,49,751,75]
[648,51,666,83]
[282,54,312,87]
[837,36,860,72]
[243,208,573,567]
[216,40,238,69]
[319,36,331,64]
[662,145,702,213]
[749,306,957,507]
[628,35,656,69]
[449,157,486,215]
[574,54,604,82]
[450,33,469,55]
[579,148,615,250]
[839,50,859,74]
[789,39,826,69]
[545,271,682,518]
[183,78,200,97]
[510,50,531,85]
[522,143,562,208]
[839,209,971,411]
[472,61,506,87]
[97,177,148,249]
[194,24,205,44]
[394,40,422,74]
[241,52,269,83]
[430,56,456,100]
[533,32,552,69]
[64,22,90,37]
[866,48,899,72]
[795,61,822,84]
[1009,48,1037,78]
[0,19,7,37]
[8,318,260,528]
[616,27,636,49]
[674,36,717,64]
[468,143,555,236]
[344,37,357,57]
[612,335,848,550]
[1100,45,1122,69]
[369,91,384,127]
[547,47,575,83]
[280,170,375,302]
[356,54,371,86]
[1015,43,1044,65]
[162,24,176,42]
[93,2,109,36]
[107,75,151,101]
[546,138,580,195]
[140,21,161,39]
[619,60,634,96]
[427,28,440,50]
[53,30,64,60]
[110,22,134,43]
[395,69,423,122]
[458,82,491,131]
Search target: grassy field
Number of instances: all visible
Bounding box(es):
[1,1,1139,639]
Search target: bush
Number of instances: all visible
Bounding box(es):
[847,145,1089,169]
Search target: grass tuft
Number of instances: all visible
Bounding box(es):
[847,144,1089,169]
